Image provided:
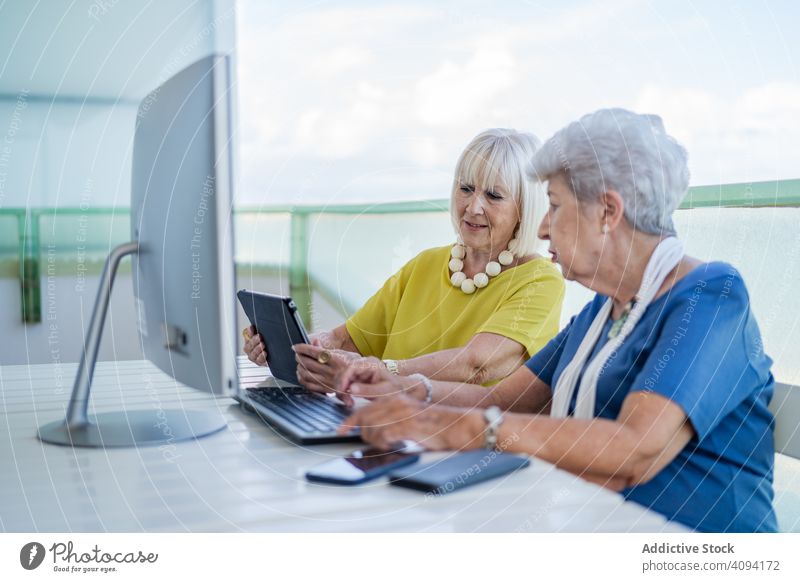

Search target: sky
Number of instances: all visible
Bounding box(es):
[235,0,800,206]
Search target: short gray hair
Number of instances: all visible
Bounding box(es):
[451,128,546,256]
[529,108,689,235]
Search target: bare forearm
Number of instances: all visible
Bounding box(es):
[407,377,500,408]
[498,414,645,484]
[398,346,524,385]
[313,324,360,353]
[397,348,478,381]
[581,471,631,491]
[407,374,550,414]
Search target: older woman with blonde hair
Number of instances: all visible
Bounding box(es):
[338,109,777,533]
[244,128,565,395]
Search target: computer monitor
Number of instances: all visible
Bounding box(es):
[38,54,238,447]
[131,54,238,397]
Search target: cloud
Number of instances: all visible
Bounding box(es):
[236,4,439,162]
[291,81,389,159]
[414,39,518,126]
[636,82,800,184]
[236,1,800,204]
[307,46,376,79]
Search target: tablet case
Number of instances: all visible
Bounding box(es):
[237,290,309,385]
[388,450,530,495]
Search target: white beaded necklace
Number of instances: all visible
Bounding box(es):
[448,237,516,294]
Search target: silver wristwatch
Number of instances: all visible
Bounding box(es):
[483,406,504,451]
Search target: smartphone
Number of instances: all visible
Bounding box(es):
[305,445,421,485]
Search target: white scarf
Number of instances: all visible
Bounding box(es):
[550,237,685,419]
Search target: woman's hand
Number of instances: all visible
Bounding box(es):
[337,395,484,451]
[337,357,438,404]
[337,357,416,402]
[242,325,267,366]
[244,327,337,369]
[293,343,361,401]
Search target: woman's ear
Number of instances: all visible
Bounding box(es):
[601,190,625,231]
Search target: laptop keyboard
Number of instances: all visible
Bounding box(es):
[245,386,351,434]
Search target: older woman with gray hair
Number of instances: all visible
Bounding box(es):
[338,108,777,533]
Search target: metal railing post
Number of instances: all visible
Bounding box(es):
[289,210,312,328]
[18,209,41,323]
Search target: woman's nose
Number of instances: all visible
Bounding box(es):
[537,212,550,240]
[466,194,484,215]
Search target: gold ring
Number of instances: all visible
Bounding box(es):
[242,329,249,341]
[317,350,331,365]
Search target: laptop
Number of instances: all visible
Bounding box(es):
[235,290,361,445]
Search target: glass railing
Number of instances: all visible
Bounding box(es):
[2,178,799,381]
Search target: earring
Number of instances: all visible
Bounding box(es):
[601,223,609,234]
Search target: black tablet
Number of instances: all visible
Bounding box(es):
[237,290,310,385]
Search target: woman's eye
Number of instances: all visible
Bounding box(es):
[459,185,474,193]
[486,191,502,200]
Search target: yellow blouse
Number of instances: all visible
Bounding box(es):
[345,245,564,362]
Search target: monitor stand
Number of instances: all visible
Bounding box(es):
[37,242,227,448]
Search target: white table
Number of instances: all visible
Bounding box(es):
[0,359,687,533]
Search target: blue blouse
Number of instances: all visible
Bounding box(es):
[526,262,777,532]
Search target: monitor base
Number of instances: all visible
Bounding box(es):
[38,410,226,448]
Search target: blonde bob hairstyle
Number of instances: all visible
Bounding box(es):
[450,128,546,257]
